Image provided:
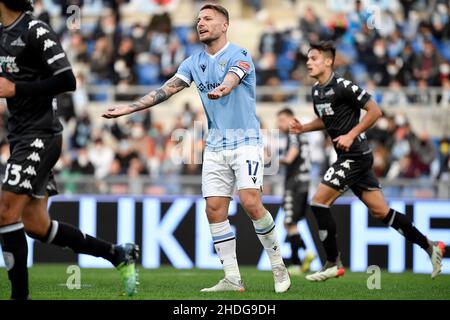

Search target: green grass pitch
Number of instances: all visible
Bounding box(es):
[0,265,449,300]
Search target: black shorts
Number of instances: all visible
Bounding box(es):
[321,153,381,198]
[1,134,62,198]
[283,179,309,225]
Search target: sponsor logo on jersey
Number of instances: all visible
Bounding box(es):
[241,50,247,56]
[325,88,335,96]
[43,39,57,51]
[28,20,43,29]
[316,103,334,117]
[19,179,32,190]
[27,152,41,162]
[23,166,37,176]
[335,169,346,178]
[339,159,354,169]
[237,61,250,73]
[11,37,25,47]
[200,64,206,72]
[30,138,45,149]
[36,27,49,39]
[330,178,340,186]
[197,82,221,93]
[0,56,20,73]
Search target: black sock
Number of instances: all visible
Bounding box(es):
[287,233,305,265]
[382,209,429,249]
[44,221,118,266]
[311,204,339,262]
[0,223,29,300]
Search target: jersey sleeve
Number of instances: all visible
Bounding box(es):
[339,79,371,109]
[312,87,320,117]
[174,57,193,86]
[228,48,254,83]
[288,134,300,149]
[28,21,72,76]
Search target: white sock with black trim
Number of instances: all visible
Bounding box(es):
[252,211,284,268]
[209,220,241,280]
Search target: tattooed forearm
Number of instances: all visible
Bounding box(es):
[128,76,188,111]
[166,77,190,90]
[129,89,167,111]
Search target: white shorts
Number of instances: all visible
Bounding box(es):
[202,144,264,198]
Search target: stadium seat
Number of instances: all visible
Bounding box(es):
[136,64,160,85]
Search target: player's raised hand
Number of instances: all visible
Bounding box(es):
[289,118,303,134]
[0,77,16,98]
[102,105,134,119]
[333,134,354,152]
[207,85,229,100]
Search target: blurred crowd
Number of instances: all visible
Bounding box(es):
[255,0,450,104]
[0,0,449,195]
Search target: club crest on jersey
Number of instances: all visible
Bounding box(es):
[218,61,227,72]
[316,103,334,117]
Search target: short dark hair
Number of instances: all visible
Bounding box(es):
[200,3,229,23]
[0,0,33,12]
[277,107,295,117]
[308,40,336,65]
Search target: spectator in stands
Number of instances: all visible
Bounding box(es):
[430,2,449,41]
[413,39,445,86]
[437,136,450,180]
[258,19,284,56]
[66,31,89,64]
[71,148,95,175]
[90,36,114,82]
[159,38,185,81]
[127,156,149,177]
[71,112,92,149]
[299,6,323,42]
[33,0,50,25]
[256,52,278,85]
[88,136,115,179]
[384,79,409,106]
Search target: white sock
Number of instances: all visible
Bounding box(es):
[253,211,284,268]
[209,220,241,280]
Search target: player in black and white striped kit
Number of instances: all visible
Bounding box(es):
[0,0,138,299]
[277,108,316,275]
[290,41,445,282]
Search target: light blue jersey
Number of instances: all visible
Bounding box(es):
[175,42,261,151]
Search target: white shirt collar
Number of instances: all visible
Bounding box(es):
[206,41,230,58]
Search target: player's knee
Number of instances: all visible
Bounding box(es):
[0,201,20,226]
[311,195,330,207]
[240,195,262,217]
[206,201,227,220]
[369,207,388,220]
[24,223,50,240]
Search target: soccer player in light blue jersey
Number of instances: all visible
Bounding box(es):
[103,3,290,293]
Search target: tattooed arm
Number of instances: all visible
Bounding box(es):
[102,76,189,119]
